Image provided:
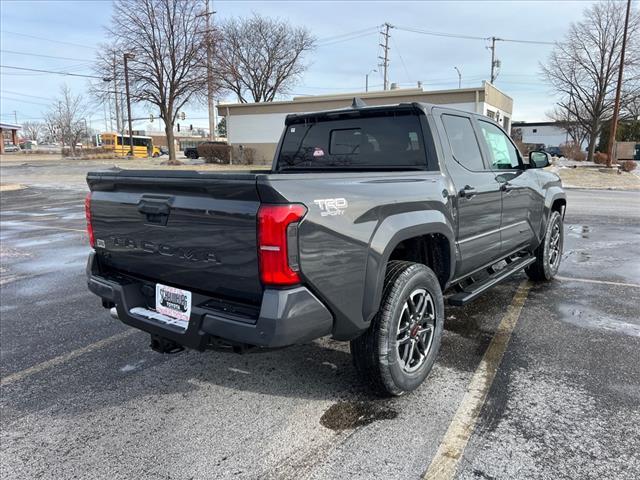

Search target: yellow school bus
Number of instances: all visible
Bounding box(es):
[101,133,161,158]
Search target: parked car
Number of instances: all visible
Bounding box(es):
[183,141,227,159]
[3,143,20,153]
[85,101,565,396]
[543,146,563,158]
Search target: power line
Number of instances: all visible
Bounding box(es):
[395,25,488,41]
[1,30,98,51]
[317,30,380,47]
[390,35,412,83]
[1,90,55,101]
[317,26,380,44]
[1,49,92,62]
[394,25,555,45]
[0,65,103,79]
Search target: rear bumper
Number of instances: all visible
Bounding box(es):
[86,253,333,349]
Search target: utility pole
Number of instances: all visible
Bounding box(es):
[123,52,135,156]
[378,23,392,90]
[488,36,502,83]
[607,0,632,168]
[12,110,17,123]
[112,52,121,133]
[198,0,217,140]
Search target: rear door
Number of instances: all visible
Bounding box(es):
[476,120,544,255]
[88,172,264,305]
[436,111,502,276]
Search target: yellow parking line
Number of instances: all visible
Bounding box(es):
[0,330,136,386]
[423,280,531,480]
[555,275,640,289]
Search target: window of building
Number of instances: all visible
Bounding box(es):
[486,110,496,119]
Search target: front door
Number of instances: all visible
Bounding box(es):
[438,112,502,277]
[476,120,543,255]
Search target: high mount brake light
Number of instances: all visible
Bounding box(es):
[85,192,95,248]
[257,204,307,286]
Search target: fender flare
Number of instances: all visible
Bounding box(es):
[362,210,455,325]
[541,188,566,236]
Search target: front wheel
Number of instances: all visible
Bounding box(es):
[351,261,444,396]
[526,210,563,281]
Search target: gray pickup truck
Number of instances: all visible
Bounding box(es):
[85,101,565,396]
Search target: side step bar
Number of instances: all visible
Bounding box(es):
[448,255,535,306]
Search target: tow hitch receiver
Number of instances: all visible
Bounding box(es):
[150,335,184,354]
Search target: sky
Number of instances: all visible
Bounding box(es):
[0,0,600,133]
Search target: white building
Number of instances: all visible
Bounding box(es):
[218,82,514,164]
[511,121,574,148]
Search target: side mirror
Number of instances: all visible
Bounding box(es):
[529,151,550,168]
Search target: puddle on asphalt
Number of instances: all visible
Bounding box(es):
[320,401,398,431]
[568,224,591,239]
[559,305,640,338]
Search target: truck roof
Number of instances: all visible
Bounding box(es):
[284,100,480,125]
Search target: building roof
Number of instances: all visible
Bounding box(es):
[512,121,558,127]
[0,122,22,130]
[218,82,513,116]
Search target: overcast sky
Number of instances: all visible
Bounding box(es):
[1,0,600,132]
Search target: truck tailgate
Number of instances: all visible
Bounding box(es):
[87,170,264,305]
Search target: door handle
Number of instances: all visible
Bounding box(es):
[459,185,477,199]
[500,182,514,193]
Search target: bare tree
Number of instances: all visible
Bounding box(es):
[45,85,88,156]
[547,104,590,147]
[98,0,212,163]
[541,0,639,162]
[215,14,315,103]
[21,121,44,142]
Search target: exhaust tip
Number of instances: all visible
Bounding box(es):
[109,307,119,320]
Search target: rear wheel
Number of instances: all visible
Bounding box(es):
[350,261,444,396]
[526,210,563,281]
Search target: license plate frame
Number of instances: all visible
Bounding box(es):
[155,283,192,328]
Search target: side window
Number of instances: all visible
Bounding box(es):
[478,121,521,170]
[441,114,485,171]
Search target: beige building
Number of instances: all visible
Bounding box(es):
[217,82,513,164]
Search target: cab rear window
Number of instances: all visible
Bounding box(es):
[276,111,428,170]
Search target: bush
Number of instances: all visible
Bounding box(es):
[560,142,586,161]
[593,152,608,165]
[230,146,257,165]
[62,147,109,157]
[198,143,231,164]
[620,160,637,172]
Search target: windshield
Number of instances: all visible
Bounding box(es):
[276,111,427,170]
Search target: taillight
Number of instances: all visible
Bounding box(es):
[85,192,95,248]
[257,204,307,286]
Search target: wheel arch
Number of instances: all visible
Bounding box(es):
[362,211,455,325]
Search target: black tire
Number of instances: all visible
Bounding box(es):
[350,261,444,396]
[526,210,563,281]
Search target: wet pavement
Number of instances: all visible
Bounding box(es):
[1,185,639,479]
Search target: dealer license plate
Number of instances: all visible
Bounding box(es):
[155,283,192,326]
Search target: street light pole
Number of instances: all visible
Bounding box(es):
[454,66,462,89]
[365,69,377,92]
[123,52,135,156]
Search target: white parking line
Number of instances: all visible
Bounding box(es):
[423,280,531,480]
[555,275,640,289]
[0,330,136,386]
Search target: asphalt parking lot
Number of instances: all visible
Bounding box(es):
[1,184,639,480]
